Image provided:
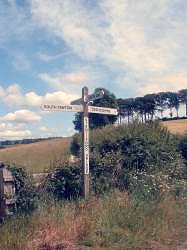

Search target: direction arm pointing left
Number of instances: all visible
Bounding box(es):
[41,104,83,112]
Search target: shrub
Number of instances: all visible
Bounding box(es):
[71,121,186,199]
[179,134,187,162]
[9,166,37,214]
[44,161,83,200]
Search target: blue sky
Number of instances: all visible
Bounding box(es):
[0,0,186,139]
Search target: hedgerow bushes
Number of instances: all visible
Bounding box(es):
[44,162,83,200]
[90,123,186,199]
[179,134,187,162]
[9,166,37,214]
[46,122,186,200]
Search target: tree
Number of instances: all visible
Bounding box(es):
[154,92,168,119]
[134,97,145,122]
[117,98,135,124]
[166,92,180,118]
[73,88,118,132]
[179,89,187,117]
[143,94,156,120]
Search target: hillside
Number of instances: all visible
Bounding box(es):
[0,137,71,173]
[0,119,186,174]
[161,119,187,134]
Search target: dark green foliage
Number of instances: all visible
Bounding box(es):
[118,98,134,123]
[70,133,80,157]
[71,121,186,198]
[46,122,186,201]
[179,89,187,116]
[118,88,187,121]
[179,135,187,162]
[44,162,83,200]
[9,166,37,214]
[73,88,118,132]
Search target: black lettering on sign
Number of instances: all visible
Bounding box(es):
[85,152,89,174]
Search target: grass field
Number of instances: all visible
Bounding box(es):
[161,119,187,134]
[0,138,71,173]
[0,192,186,250]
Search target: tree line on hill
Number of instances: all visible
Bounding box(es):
[118,88,187,124]
[73,88,187,131]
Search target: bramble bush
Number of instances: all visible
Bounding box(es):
[47,122,186,200]
[44,161,83,200]
[179,134,187,162]
[78,122,185,197]
[9,166,37,214]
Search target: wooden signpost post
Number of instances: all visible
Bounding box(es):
[42,86,118,199]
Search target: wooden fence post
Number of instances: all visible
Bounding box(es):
[0,163,16,221]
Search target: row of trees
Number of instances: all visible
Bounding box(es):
[118,89,187,123]
[73,88,187,131]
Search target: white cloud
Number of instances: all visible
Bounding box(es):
[0,0,34,46]
[0,122,31,139]
[37,51,72,62]
[30,0,187,97]
[25,92,42,106]
[0,84,79,107]
[0,110,41,123]
[43,91,78,104]
[138,72,187,95]
[31,0,187,74]
[31,0,104,60]
[40,126,48,132]
[0,130,31,139]
[2,84,23,105]
[39,71,89,89]
[0,122,25,130]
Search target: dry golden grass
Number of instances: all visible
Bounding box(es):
[161,119,187,134]
[28,193,187,250]
[0,138,71,173]
[0,192,187,250]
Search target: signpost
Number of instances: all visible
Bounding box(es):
[42,87,118,199]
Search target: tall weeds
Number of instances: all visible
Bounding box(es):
[0,192,186,250]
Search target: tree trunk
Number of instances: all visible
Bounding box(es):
[119,115,122,125]
[176,108,179,118]
[160,110,163,119]
[169,108,173,118]
[144,113,146,122]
